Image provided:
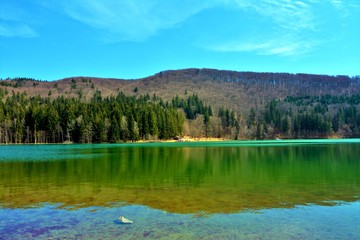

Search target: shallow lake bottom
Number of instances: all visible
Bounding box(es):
[2,202,360,240]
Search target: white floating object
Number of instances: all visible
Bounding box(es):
[119,216,133,224]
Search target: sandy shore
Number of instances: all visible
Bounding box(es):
[136,136,227,143]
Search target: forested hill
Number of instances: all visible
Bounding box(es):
[1,68,359,114]
[1,69,360,142]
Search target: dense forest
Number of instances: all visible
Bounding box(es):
[0,91,215,144]
[0,84,359,143]
[250,94,360,139]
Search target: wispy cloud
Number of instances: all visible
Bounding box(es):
[0,23,37,38]
[210,36,321,57]
[233,0,316,32]
[327,0,360,18]
[0,3,38,38]
[205,0,359,57]
[49,0,324,56]
[204,0,321,56]
[48,0,217,42]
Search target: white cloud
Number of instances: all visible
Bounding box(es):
[329,0,344,9]
[50,0,218,42]
[327,0,360,18]
[206,0,356,56]
[203,0,320,56]
[0,23,37,38]
[25,0,357,56]
[209,36,321,57]
[0,2,38,38]
[232,0,316,32]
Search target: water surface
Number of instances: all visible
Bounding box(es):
[1,140,360,239]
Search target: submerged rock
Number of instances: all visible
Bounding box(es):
[119,216,133,224]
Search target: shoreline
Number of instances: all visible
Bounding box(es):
[1,137,360,146]
[136,136,227,143]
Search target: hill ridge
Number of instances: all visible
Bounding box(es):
[1,68,360,115]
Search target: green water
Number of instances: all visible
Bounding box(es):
[1,140,360,239]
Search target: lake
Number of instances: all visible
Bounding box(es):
[1,140,360,239]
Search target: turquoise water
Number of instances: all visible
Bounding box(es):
[1,140,360,239]
[2,203,360,239]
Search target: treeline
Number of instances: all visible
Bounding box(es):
[0,92,213,144]
[249,94,360,139]
[0,77,44,88]
[1,89,359,143]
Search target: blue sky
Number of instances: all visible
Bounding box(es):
[1,0,359,80]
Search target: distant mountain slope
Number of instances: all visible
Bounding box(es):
[1,68,359,114]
